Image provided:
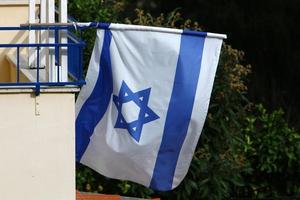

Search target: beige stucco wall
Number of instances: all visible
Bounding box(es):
[6,55,30,82]
[0,4,77,200]
[0,4,28,82]
[0,1,40,5]
[0,3,39,82]
[0,92,76,200]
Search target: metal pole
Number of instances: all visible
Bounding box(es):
[36,46,40,96]
[20,23,75,27]
[17,47,20,83]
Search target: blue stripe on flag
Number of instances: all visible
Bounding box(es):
[182,30,207,37]
[76,30,113,161]
[150,31,206,191]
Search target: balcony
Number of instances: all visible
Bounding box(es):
[0,25,85,95]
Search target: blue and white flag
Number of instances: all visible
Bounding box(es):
[76,23,226,191]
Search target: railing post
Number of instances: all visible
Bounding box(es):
[35,46,40,96]
[17,47,20,83]
[55,28,59,82]
[55,31,60,83]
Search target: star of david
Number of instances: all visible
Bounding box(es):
[113,81,159,142]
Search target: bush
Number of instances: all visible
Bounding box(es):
[236,104,300,198]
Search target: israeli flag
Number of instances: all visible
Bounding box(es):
[76,23,226,191]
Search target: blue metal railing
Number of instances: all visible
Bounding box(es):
[0,26,86,95]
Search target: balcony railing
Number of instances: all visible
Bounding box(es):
[0,25,86,95]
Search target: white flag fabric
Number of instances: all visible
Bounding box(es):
[76,23,226,191]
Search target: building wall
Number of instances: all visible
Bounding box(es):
[0,3,38,82]
[0,3,77,200]
[0,92,75,200]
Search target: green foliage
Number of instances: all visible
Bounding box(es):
[69,2,300,199]
[69,0,127,69]
[69,0,125,22]
[124,9,202,31]
[236,105,300,198]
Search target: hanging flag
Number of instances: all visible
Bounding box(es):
[76,23,226,191]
